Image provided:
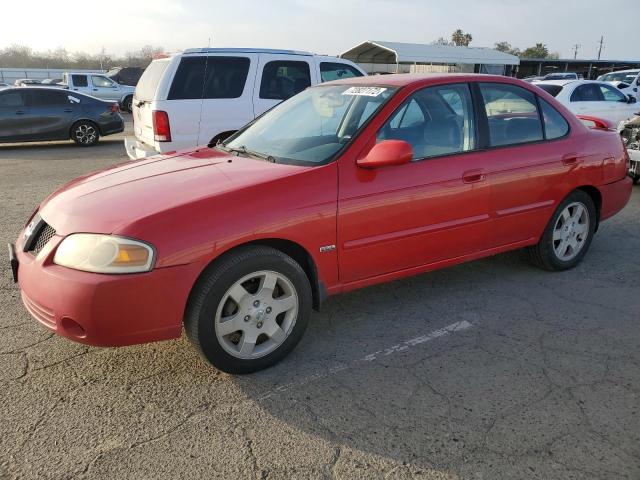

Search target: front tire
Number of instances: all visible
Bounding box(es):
[123,96,133,113]
[185,246,312,374]
[528,190,596,271]
[71,121,100,146]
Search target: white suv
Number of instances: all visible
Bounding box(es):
[124,48,366,159]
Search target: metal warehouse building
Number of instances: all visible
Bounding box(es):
[340,40,520,76]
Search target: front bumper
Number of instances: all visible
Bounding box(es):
[13,234,198,347]
[124,136,158,160]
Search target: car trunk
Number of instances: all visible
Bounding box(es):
[133,59,170,147]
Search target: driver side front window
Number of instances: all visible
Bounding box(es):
[377,83,476,160]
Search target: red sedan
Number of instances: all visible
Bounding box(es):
[10,74,631,373]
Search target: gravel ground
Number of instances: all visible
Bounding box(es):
[1,117,639,479]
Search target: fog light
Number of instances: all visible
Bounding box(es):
[60,316,86,338]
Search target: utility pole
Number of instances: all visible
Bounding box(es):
[597,36,604,60]
[571,44,581,60]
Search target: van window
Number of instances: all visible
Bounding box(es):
[203,57,250,99]
[71,75,88,87]
[136,59,170,101]
[168,57,206,100]
[260,61,311,100]
[320,62,363,82]
[479,83,543,147]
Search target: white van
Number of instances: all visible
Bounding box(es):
[125,48,366,159]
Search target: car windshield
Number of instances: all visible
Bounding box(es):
[222,85,396,166]
[598,71,638,82]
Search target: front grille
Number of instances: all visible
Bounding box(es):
[29,224,56,255]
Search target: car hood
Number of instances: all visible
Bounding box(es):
[39,147,308,235]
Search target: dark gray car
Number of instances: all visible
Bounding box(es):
[0,87,124,146]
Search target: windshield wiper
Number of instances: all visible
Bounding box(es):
[218,144,277,163]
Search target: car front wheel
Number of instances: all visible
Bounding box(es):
[528,190,596,271]
[185,246,312,374]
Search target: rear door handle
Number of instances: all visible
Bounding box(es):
[462,169,487,183]
[63,109,73,113]
[15,110,25,115]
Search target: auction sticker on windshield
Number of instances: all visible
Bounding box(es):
[342,86,387,97]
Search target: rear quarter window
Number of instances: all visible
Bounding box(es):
[136,59,170,101]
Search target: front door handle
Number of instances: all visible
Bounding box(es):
[14,110,25,115]
[562,154,579,166]
[462,169,486,183]
[63,109,73,113]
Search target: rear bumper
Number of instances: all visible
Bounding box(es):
[124,136,159,160]
[599,176,633,222]
[14,234,198,347]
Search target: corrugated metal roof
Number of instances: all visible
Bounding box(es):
[340,41,520,66]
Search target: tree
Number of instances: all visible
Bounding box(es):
[521,43,549,59]
[494,41,520,56]
[451,29,472,47]
[431,37,453,46]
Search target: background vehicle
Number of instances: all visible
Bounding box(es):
[106,66,145,86]
[40,78,62,86]
[0,87,124,146]
[125,47,366,159]
[0,82,8,88]
[61,72,135,112]
[14,79,41,86]
[619,113,640,184]
[543,72,579,80]
[13,75,630,374]
[534,79,638,125]
[597,69,640,100]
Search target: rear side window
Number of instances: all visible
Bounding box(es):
[479,83,543,147]
[0,92,24,107]
[535,84,563,97]
[136,60,170,101]
[168,56,250,100]
[168,57,206,100]
[31,90,68,106]
[539,99,569,140]
[570,84,604,102]
[71,75,88,87]
[319,62,363,82]
[260,61,311,100]
[203,57,250,99]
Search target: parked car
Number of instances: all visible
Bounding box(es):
[14,79,41,86]
[0,82,8,88]
[10,74,631,373]
[543,72,579,81]
[0,87,124,146]
[61,72,135,112]
[106,66,145,86]
[125,47,366,159]
[597,69,640,101]
[534,80,638,125]
[522,75,544,83]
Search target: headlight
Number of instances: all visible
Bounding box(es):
[53,234,155,274]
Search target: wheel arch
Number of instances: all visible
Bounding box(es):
[69,118,101,137]
[575,185,602,231]
[187,238,325,314]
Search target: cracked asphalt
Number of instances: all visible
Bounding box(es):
[1,117,639,479]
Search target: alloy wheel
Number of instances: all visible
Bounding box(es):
[552,201,590,261]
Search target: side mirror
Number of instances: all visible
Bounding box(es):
[357,140,413,169]
[628,96,637,104]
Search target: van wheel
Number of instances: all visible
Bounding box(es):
[123,96,133,112]
[71,121,100,146]
[528,190,596,271]
[185,246,312,374]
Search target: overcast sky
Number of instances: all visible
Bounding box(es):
[0,0,635,60]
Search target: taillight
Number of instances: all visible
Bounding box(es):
[152,110,171,142]
[109,103,119,113]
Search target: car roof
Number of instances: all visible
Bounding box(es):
[183,47,313,56]
[603,69,639,74]
[533,80,577,87]
[323,73,526,88]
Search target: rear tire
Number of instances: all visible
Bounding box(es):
[185,246,312,374]
[123,96,133,113]
[633,175,639,185]
[528,190,596,271]
[71,120,100,147]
